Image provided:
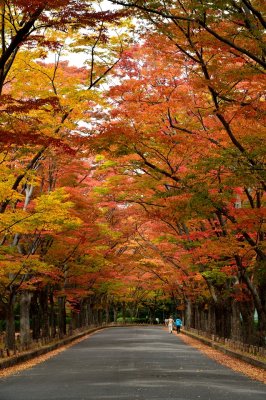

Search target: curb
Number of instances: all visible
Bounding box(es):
[182,329,266,370]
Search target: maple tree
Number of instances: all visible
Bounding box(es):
[0,1,132,350]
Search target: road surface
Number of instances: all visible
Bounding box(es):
[0,326,265,400]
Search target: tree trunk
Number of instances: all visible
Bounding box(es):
[207,303,216,334]
[93,307,98,325]
[236,255,266,344]
[230,300,242,341]
[98,309,103,325]
[49,292,56,338]
[31,292,41,340]
[194,304,200,330]
[184,299,192,329]
[20,291,32,348]
[239,301,256,344]
[39,289,49,338]
[58,296,66,338]
[79,300,85,328]
[83,299,89,327]
[257,282,266,346]
[5,291,16,351]
[105,301,110,324]
[87,299,93,325]
[214,301,231,338]
[122,301,126,323]
[71,311,79,330]
[113,304,117,323]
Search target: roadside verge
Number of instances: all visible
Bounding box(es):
[181,329,266,370]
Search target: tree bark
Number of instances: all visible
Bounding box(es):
[58,296,66,338]
[113,304,117,323]
[184,299,192,329]
[31,292,41,340]
[40,289,49,338]
[105,301,110,324]
[5,291,16,350]
[49,291,56,338]
[20,291,32,348]
[230,301,242,342]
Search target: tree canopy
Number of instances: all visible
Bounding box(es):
[0,0,265,349]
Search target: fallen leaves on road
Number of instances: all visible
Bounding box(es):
[179,333,266,384]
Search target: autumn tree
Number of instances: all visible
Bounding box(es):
[0,1,131,350]
[0,0,264,351]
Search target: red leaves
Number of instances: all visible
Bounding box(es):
[0,95,60,114]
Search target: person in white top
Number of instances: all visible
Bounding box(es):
[168,316,174,333]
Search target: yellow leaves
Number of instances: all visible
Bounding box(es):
[0,161,40,206]
[0,175,24,205]
[0,256,53,284]
[0,209,31,235]
[0,188,82,235]
[97,222,121,240]
[32,188,82,232]
[95,154,105,162]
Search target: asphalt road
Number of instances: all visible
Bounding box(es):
[0,326,265,400]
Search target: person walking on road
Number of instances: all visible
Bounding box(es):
[168,316,174,333]
[175,317,182,333]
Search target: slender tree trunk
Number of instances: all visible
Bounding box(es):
[207,303,216,334]
[87,299,93,325]
[93,307,98,325]
[257,283,266,346]
[31,292,41,340]
[236,255,266,344]
[203,305,209,332]
[122,301,126,323]
[105,301,110,324]
[49,292,56,338]
[191,304,196,329]
[239,302,256,344]
[58,296,66,338]
[83,299,89,327]
[194,304,200,330]
[214,301,231,338]
[5,291,16,351]
[230,301,242,341]
[113,304,117,323]
[39,289,49,338]
[20,291,32,348]
[79,300,85,328]
[184,299,192,329]
[71,311,79,330]
[98,309,103,325]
